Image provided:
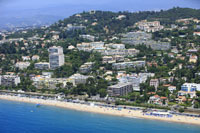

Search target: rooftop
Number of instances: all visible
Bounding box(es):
[109,83,132,88]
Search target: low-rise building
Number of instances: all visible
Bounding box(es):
[77,42,105,52]
[102,55,124,64]
[102,56,115,64]
[42,72,53,78]
[147,61,158,67]
[97,48,139,57]
[79,62,94,73]
[34,62,50,70]
[22,56,31,61]
[176,96,187,104]
[105,43,125,49]
[178,83,200,98]
[176,18,194,24]
[112,61,145,70]
[187,48,198,53]
[196,25,200,30]
[105,75,113,81]
[148,95,168,106]
[68,45,75,50]
[15,62,30,70]
[150,79,159,91]
[168,86,176,93]
[171,48,179,54]
[116,15,126,20]
[117,73,155,91]
[79,35,95,41]
[0,75,20,87]
[52,35,59,40]
[193,32,200,36]
[32,75,68,89]
[189,55,198,63]
[121,32,171,50]
[67,73,92,86]
[114,55,125,62]
[67,25,86,31]
[32,55,40,61]
[107,83,133,97]
[168,53,175,58]
[77,42,139,57]
[135,20,164,32]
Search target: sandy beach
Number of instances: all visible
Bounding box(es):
[0,95,200,125]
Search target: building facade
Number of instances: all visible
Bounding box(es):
[178,83,200,98]
[0,75,20,87]
[32,55,40,61]
[79,62,94,74]
[150,79,159,91]
[15,62,30,70]
[68,73,92,86]
[107,83,133,97]
[34,62,50,70]
[48,46,65,69]
[112,61,145,70]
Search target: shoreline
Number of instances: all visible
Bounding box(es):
[0,95,200,126]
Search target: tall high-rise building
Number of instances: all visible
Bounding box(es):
[48,46,64,69]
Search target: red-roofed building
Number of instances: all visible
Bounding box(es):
[163,84,171,87]
[193,32,200,36]
[147,92,156,95]
[148,95,168,106]
[176,96,187,103]
[147,61,158,67]
[150,79,159,91]
[189,55,198,63]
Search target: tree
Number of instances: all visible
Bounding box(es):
[56,83,63,90]
[65,82,73,90]
[99,89,107,98]
[194,101,200,108]
[115,100,120,105]
[0,35,3,40]
[128,92,140,101]
[196,91,200,97]
[179,108,184,113]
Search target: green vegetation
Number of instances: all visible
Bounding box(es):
[1,7,200,109]
[179,108,185,113]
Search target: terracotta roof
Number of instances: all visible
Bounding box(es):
[154,95,160,98]
[161,97,167,100]
[178,96,187,101]
[163,84,171,87]
[147,92,156,95]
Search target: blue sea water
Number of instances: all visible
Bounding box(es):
[0,100,200,133]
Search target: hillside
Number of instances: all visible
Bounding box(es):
[0,7,200,109]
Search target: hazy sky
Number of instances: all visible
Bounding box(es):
[0,0,200,18]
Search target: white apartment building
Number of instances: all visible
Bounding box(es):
[178,83,200,98]
[22,56,31,61]
[32,55,40,61]
[15,62,30,70]
[34,62,50,70]
[150,79,159,91]
[48,46,65,69]
[77,42,105,52]
[68,73,92,86]
[105,43,125,49]
[0,75,20,87]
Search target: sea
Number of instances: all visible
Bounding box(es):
[0,100,200,133]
